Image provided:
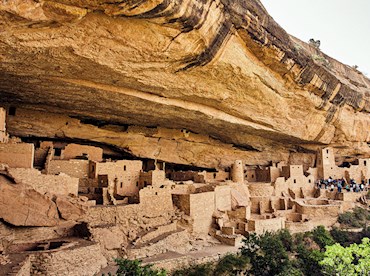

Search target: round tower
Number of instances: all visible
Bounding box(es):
[231,160,244,183]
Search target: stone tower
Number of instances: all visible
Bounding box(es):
[231,160,244,183]
[0,107,8,143]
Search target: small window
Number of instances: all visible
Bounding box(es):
[293,179,296,184]
[124,165,126,171]
[136,181,138,187]
[54,148,62,157]
[8,106,16,116]
[326,149,329,154]
[309,179,311,183]
[155,192,158,195]
[213,173,217,178]
[364,161,367,166]
[120,182,123,188]
[252,174,254,178]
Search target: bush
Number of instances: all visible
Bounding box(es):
[296,244,324,276]
[312,226,335,250]
[330,227,350,246]
[320,238,370,275]
[338,208,370,228]
[275,229,294,252]
[338,212,361,228]
[214,253,250,275]
[109,258,166,276]
[353,207,370,221]
[241,232,290,276]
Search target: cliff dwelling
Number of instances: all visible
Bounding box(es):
[0,0,370,275]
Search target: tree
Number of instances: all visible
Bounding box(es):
[320,238,370,276]
[240,232,290,276]
[312,226,335,250]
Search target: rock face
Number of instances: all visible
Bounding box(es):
[0,0,369,167]
[55,195,87,221]
[0,174,59,226]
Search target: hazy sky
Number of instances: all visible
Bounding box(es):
[261,0,370,75]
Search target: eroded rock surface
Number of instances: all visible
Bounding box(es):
[0,0,369,167]
[0,174,59,226]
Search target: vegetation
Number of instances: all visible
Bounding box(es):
[320,238,370,276]
[172,253,250,276]
[106,258,166,276]
[338,207,370,228]
[312,54,331,68]
[312,225,335,249]
[110,219,370,276]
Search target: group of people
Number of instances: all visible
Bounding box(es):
[316,177,369,193]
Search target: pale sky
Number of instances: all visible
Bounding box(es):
[261,0,370,75]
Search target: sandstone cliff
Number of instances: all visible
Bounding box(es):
[1,0,369,168]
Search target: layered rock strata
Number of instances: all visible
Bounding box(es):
[0,0,369,167]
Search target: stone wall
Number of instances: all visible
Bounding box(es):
[139,170,166,188]
[189,192,215,234]
[295,201,341,220]
[8,168,79,196]
[0,143,34,168]
[91,160,142,197]
[30,241,107,276]
[139,187,173,211]
[337,191,367,202]
[85,187,177,257]
[47,159,89,179]
[171,171,200,182]
[248,217,285,234]
[214,186,231,211]
[0,222,73,251]
[61,143,103,162]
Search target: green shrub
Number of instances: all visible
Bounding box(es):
[330,227,350,246]
[275,229,294,252]
[109,258,166,276]
[241,232,290,276]
[296,244,324,276]
[214,253,250,275]
[320,238,370,276]
[360,226,370,239]
[312,226,335,250]
[338,208,370,228]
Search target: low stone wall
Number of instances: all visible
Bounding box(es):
[337,191,367,202]
[248,217,285,234]
[128,230,190,259]
[295,201,341,220]
[137,222,177,246]
[145,245,239,273]
[30,241,107,276]
[0,222,73,251]
[285,221,314,233]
